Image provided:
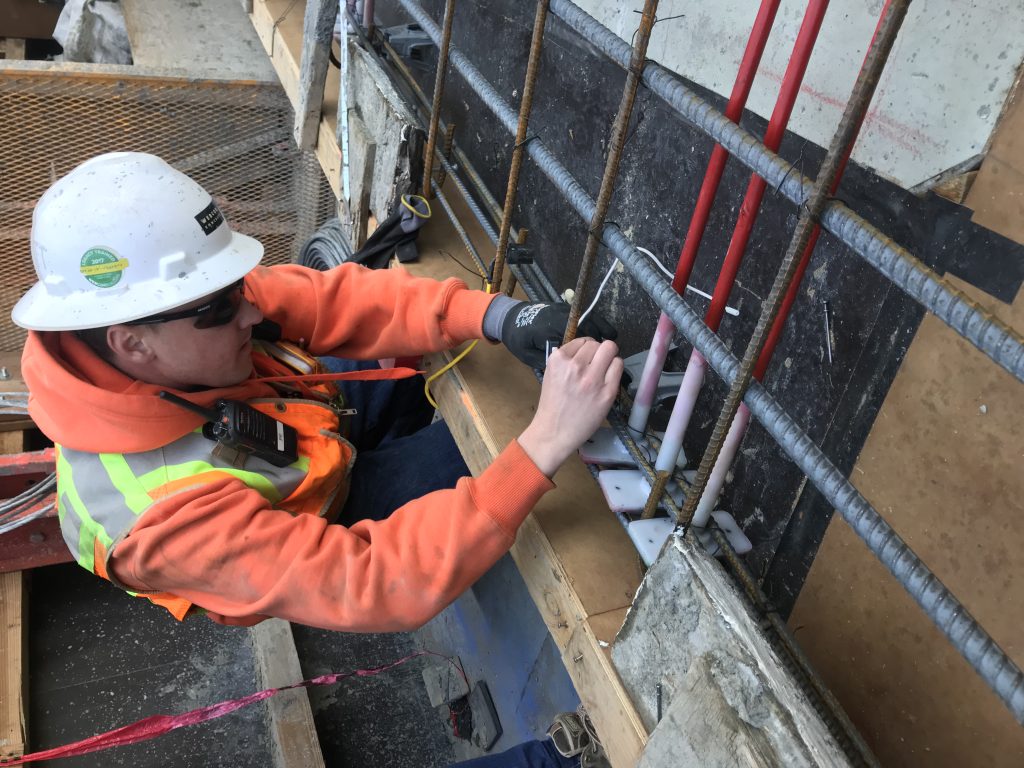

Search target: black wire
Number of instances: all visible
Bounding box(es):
[441,249,487,284]
[773,139,809,197]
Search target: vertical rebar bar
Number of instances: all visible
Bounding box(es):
[491,0,552,294]
[678,0,912,530]
[422,0,457,199]
[562,0,660,343]
[437,122,457,187]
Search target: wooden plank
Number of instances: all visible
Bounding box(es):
[250,619,326,768]
[293,0,336,149]
[792,82,1024,766]
[121,0,277,81]
[348,112,377,248]
[249,0,341,197]
[0,430,27,761]
[0,571,27,760]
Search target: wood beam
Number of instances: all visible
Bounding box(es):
[251,619,326,768]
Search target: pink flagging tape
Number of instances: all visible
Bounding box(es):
[1,650,462,765]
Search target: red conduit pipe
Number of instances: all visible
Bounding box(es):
[689,0,894,527]
[671,0,783,295]
[753,0,892,380]
[706,0,830,332]
[627,0,782,433]
[645,0,832,477]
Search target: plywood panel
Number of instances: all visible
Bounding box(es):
[792,90,1024,766]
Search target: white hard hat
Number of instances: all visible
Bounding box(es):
[12,152,263,331]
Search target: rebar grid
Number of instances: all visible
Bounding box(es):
[491,0,551,294]
[675,0,910,529]
[563,0,659,344]
[548,0,1024,383]
[421,0,457,198]
[395,0,1024,724]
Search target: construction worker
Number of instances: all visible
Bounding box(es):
[12,152,622,641]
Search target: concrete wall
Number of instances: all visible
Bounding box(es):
[613,535,854,767]
[575,0,1024,188]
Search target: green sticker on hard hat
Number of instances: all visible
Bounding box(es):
[80,248,129,288]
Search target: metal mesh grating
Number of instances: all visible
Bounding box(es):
[0,68,337,351]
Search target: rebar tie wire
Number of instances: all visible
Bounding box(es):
[563,0,660,344]
[491,0,552,295]
[677,0,910,531]
[422,0,458,199]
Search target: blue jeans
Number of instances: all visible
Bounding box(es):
[321,358,469,524]
[451,739,577,768]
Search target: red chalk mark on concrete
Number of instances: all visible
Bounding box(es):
[758,69,939,158]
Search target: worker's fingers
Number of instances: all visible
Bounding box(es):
[603,354,625,390]
[553,337,616,371]
[555,336,590,359]
[588,338,620,374]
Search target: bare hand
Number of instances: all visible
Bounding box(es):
[517,338,623,477]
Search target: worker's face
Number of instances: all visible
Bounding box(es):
[137,283,264,390]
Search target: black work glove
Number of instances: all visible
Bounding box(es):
[500,301,617,369]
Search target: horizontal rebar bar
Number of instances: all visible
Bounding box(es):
[548,0,1024,384]
[564,0,659,342]
[396,0,1024,724]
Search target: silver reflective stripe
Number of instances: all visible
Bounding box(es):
[58,447,139,557]
[123,432,307,504]
[57,488,80,559]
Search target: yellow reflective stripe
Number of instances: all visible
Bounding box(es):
[99,454,153,516]
[136,461,283,504]
[57,448,110,571]
[291,455,311,472]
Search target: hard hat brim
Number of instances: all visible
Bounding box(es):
[12,232,264,332]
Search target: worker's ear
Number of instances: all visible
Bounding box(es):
[105,324,157,365]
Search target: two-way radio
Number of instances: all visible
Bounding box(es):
[159,391,299,467]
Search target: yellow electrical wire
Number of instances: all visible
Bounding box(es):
[424,340,479,408]
[421,196,490,409]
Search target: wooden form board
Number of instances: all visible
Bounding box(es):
[251,619,326,768]
[249,0,342,198]
[247,12,648,764]
[0,431,27,761]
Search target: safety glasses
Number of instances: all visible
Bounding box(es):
[128,280,245,329]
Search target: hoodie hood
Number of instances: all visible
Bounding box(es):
[23,331,277,453]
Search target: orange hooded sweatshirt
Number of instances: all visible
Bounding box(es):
[23,263,554,631]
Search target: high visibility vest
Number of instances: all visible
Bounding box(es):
[55,398,354,620]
